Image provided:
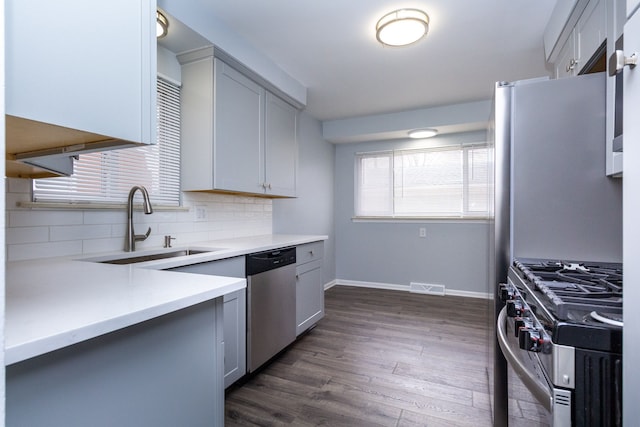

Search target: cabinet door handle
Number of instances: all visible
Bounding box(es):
[566,58,578,72]
[309,250,314,256]
[609,50,637,76]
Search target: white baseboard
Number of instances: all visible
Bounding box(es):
[330,279,491,300]
[324,280,338,290]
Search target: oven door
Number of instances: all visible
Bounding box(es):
[497,307,572,426]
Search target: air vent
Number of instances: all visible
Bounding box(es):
[410,282,445,296]
[554,391,572,406]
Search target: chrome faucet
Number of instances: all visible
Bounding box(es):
[125,186,153,252]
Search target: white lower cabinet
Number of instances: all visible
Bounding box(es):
[167,256,246,388]
[295,242,325,336]
[222,289,247,388]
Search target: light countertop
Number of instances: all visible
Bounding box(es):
[6,234,327,365]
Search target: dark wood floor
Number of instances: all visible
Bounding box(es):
[225,286,548,426]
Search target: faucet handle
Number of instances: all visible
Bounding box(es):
[134,227,152,242]
[164,235,176,248]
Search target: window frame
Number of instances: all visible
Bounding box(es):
[354,143,492,220]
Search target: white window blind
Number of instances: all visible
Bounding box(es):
[355,144,492,218]
[33,77,181,206]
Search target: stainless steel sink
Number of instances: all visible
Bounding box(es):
[98,249,212,265]
[81,248,225,265]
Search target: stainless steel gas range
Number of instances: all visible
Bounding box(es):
[497,259,623,426]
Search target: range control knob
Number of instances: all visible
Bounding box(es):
[506,299,524,317]
[514,317,533,338]
[498,283,513,302]
[518,328,544,352]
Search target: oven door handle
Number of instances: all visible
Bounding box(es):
[497,307,553,412]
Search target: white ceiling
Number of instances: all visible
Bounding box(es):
[161,1,558,122]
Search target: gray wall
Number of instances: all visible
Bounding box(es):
[273,112,336,285]
[334,131,490,295]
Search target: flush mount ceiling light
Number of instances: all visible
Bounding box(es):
[408,128,438,138]
[376,9,429,47]
[156,11,169,38]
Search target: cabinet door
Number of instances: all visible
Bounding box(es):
[296,260,324,336]
[5,0,156,144]
[555,32,577,78]
[576,0,606,69]
[223,289,247,388]
[214,59,265,194]
[265,92,297,197]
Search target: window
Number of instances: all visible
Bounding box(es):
[33,77,181,206]
[355,144,492,218]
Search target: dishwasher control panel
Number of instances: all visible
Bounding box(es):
[245,247,296,275]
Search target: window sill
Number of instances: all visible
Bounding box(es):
[352,216,491,224]
[18,201,189,211]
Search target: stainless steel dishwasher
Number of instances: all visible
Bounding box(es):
[245,247,296,373]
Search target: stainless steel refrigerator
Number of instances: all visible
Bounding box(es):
[489,72,623,425]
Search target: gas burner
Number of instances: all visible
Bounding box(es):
[590,311,623,327]
[513,259,623,321]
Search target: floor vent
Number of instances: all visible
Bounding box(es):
[410,282,445,296]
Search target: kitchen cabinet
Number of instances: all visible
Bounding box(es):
[549,0,606,78]
[265,92,298,196]
[167,256,247,388]
[221,289,247,388]
[576,0,607,68]
[7,299,225,426]
[180,48,297,197]
[555,32,578,78]
[296,241,325,336]
[5,0,157,177]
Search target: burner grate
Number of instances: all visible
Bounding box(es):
[514,259,623,321]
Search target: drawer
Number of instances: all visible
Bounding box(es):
[296,241,324,265]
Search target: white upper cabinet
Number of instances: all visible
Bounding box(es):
[214,60,265,194]
[547,0,606,77]
[576,0,606,67]
[265,92,297,197]
[180,49,298,197]
[555,32,578,78]
[5,0,157,177]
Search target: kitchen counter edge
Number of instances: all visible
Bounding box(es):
[5,234,328,365]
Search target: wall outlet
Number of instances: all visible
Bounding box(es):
[419,227,426,238]
[195,205,207,221]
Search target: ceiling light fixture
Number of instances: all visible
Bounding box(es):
[376,9,429,47]
[156,11,169,38]
[408,128,438,139]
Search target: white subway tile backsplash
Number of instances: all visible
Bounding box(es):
[8,240,83,262]
[9,210,83,227]
[82,237,127,254]
[82,210,126,225]
[6,181,273,260]
[50,224,112,242]
[6,227,49,244]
